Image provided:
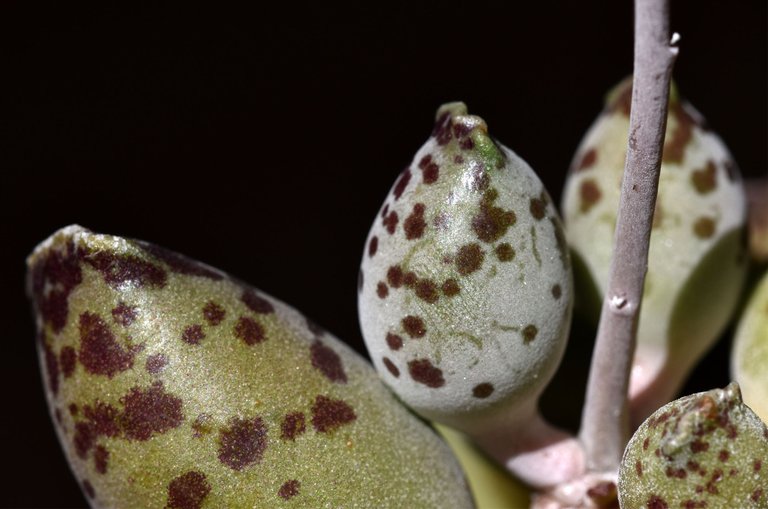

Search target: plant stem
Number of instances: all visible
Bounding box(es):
[578,0,678,473]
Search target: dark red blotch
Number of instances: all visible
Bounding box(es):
[241,290,275,314]
[166,471,212,509]
[84,250,167,289]
[78,312,135,378]
[408,359,445,388]
[217,417,268,471]
[310,341,347,383]
[120,382,184,441]
[311,395,356,433]
[30,240,84,333]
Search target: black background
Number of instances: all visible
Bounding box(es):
[1,2,765,507]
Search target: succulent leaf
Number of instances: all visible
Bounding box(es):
[28,225,473,509]
[357,102,573,436]
[618,383,768,508]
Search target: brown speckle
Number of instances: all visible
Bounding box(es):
[442,278,460,297]
[121,382,184,441]
[30,240,83,333]
[234,316,266,346]
[84,251,167,289]
[281,412,306,441]
[636,460,643,477]
[278,480,300,500]
[472,189,516,243]
[552,284,562,299]
[386,333,403,351]
[472,383,494,399]
[78,312,134,378]
[93,445,109,474]
[311,395,356,433]
[433,112,452,145]
[495,243,515,262]
[456,243,484,275]
[693,217,716,239]
[310,341,347,383]
[402,316,426,338]
[529,196,547,220]
[522,325,538,343]
[415,278,439,303]
[145,353,168,375]
[691,160,717,194]
[576,148,598,172]
[718,450,729,462]
[138,242,223,280]
[218,417,268,470]
[663,102,695,164]
[383,357,400,378]
[60,346,77,378]
[383,211,399,234]
[387,265,404,288]
[376,282,389,299]
[42,341,60,394]
[403,271,417,287]
[409,359,445,388]
[368,236,379,257]
[241,290,275,314]
[646,495,668,509]
[112,302,138,327]
[753,488,764,502]
[580,179,602,213]
[166,471,211,509]
[419,155,440,184]
[404,203,427,240]
[203,301,226,326]
[393,169,412,200]
[755,459,763,472]
[182,324,205,345]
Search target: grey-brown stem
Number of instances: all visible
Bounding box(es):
[578,0,678,473]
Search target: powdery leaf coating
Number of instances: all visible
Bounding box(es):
[618,383,768,508]
[358,103,573,434]
[27,225,472,509]
[561,79,748,421]
[732,271,768,423]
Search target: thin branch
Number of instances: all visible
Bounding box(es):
[579,0,679,473]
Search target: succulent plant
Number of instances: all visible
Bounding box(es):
[732,270,768,423]
[618,382,768,508]
[357,102,580,488]
[561,78,749,426]
[27,225,473,509]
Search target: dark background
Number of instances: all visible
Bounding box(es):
[1,2,765,507]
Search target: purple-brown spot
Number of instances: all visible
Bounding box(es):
[30,240,84,333]
[241,290,275,314]
[166,471,211,509]
[383,211,399,234]
[218,417,268,471]
[755,459,763,472]
[278,480,300,500]
[666,466,687,479]
[84,250,167,289]
[386,333,403,351]
[469,166,490,192]
[530,196,547,220]
[138,242,223,280]
[203,301,226,326]
[636,460,643,477]
[69,403,79,416]
[311,395,356,433]
[310,341,347,384]
[404,203,427,240]
[693,217,716,239]
[419,155,440,184]
[93,445,109,474]
[42,342,60,395]
[523,324,538,343]
[586,481,618,507]
[456,243,484,275]
[368,236,379,257]
[409,359,445,388]
[59,346,77,378]
[580,179,602,213]
[145,353,168,375]
[182,324,205,345]
[112,302,138,327]
[415,278,439,303]
[575,148,598,172]
[552,284,562,300]
[82,480,95,499]
[376,282,389,299]
[402,316,426,338]
[646,495,668,509]
[281,412,306,441]
[472,189,516,243]
[495,243,515,262]
[403,271,417,287]
[472,383,494,399]
[442,278,460,297]
[387,265,404,288]
[753,488,764,503]
[393,169,412,200]
[662,102,695,164]
[718,450,729,462]
[235,316,266,346]
[383,357,400,377]
[121,382,183,441]
[691,160,717,194]
[78,312,134,378]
